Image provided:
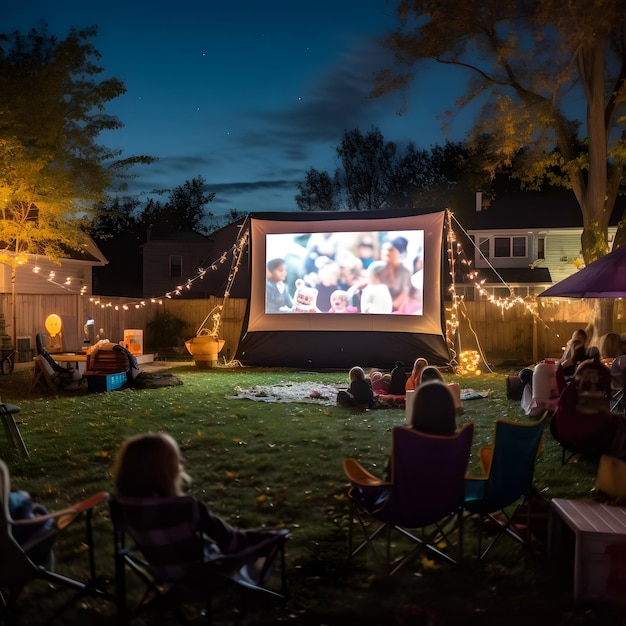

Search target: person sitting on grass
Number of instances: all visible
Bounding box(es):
[387,361,409,396]
[336,366,374,409]
[112,432,286,567]
[405,357,428,391]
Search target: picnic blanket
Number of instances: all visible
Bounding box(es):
[227,382,339,406]
[460,388,491,401]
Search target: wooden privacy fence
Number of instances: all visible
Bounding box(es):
[2,293,625,365]
[454,299,626,364]
[1,295,247,363]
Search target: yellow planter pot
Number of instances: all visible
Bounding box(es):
[184,335,225,368]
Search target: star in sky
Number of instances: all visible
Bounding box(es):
[5,0,470,216]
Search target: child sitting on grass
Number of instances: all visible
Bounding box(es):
[337,366,374,408]
[405,357,428,391]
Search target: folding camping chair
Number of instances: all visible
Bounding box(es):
[343,423,474,575]
[110,495,289,625]
[550,361,618,463]
[0,460,111,624]
[464,416,547,559]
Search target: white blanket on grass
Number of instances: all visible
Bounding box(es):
[227,382,340,406]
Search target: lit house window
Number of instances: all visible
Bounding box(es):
[170,255,182,278]
[494,236,526,258]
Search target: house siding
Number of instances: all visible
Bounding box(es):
[0,257,101,295]
[142,240,213,299]
[468,226,617,292]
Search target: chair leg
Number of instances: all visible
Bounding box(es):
[115,555,128,626]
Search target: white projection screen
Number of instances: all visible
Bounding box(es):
[236,208,450,369]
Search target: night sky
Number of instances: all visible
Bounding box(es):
[6,1,470,216]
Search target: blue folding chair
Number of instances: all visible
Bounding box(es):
[464,416,547,559]
[344,423,474,575]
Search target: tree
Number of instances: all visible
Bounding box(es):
[295,168,341,211]
[139,176,215,234]
[375,0,626,335]
[295,127,488,215]
[337,128,399,211]
[0,23,153,344]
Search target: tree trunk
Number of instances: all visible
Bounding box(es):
[10,265,16,352]
[588,299,614,347]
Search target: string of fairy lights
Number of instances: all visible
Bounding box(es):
[445,208,560,373]
[24,210,562,368]
[28,221,250,331]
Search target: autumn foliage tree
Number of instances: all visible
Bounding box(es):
[0,23,152,344]
[376,0,626,335]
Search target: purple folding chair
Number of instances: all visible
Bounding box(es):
[343,423,474,575]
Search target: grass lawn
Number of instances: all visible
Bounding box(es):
[1,362,624,625]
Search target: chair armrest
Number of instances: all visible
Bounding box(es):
[478,446,493,475]
[12,491,109,531]
[464,476,487,509]
[343,458,388,487]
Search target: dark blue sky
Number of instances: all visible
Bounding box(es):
[7,1,471,216]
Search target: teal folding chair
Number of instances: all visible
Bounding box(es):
[464,416,547,559]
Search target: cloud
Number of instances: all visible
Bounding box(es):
[233,38,395,158]
[113,34,401,214]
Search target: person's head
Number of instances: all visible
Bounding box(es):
[419,365,444,385]
[412,357,428,375]
[358,238,375,260]
[318,262,340,286]
[381,237,408,265]
[367,260,386,284]
[267,258,287,283]
[330,289,349,312]
[571,328,587,346]
[112,432,189,498]
[410,380,456,434]
[338,255,363,286]
[349,366,365,382]
[600,332,623,360]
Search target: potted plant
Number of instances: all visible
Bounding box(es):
[184,306,225,368]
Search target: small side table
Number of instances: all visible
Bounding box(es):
[548,497,626,603]
[0,404,28,458]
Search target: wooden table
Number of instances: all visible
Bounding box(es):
[53,353,88,373]
[53,354,88,363]
[548,497,626,603]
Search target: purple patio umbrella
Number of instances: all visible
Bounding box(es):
[538,245,626,298]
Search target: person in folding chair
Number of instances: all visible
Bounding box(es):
[0,461,111,625]
[110,432,289,625]
[549,359,619,463]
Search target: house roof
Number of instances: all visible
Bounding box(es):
[142,229,211,244]
[469,191,625,231]
[0,233,107,265]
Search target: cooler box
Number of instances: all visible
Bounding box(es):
[87,372,128,392]
[123,329,143,356]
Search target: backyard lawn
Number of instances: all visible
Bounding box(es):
[0,362,623,625]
